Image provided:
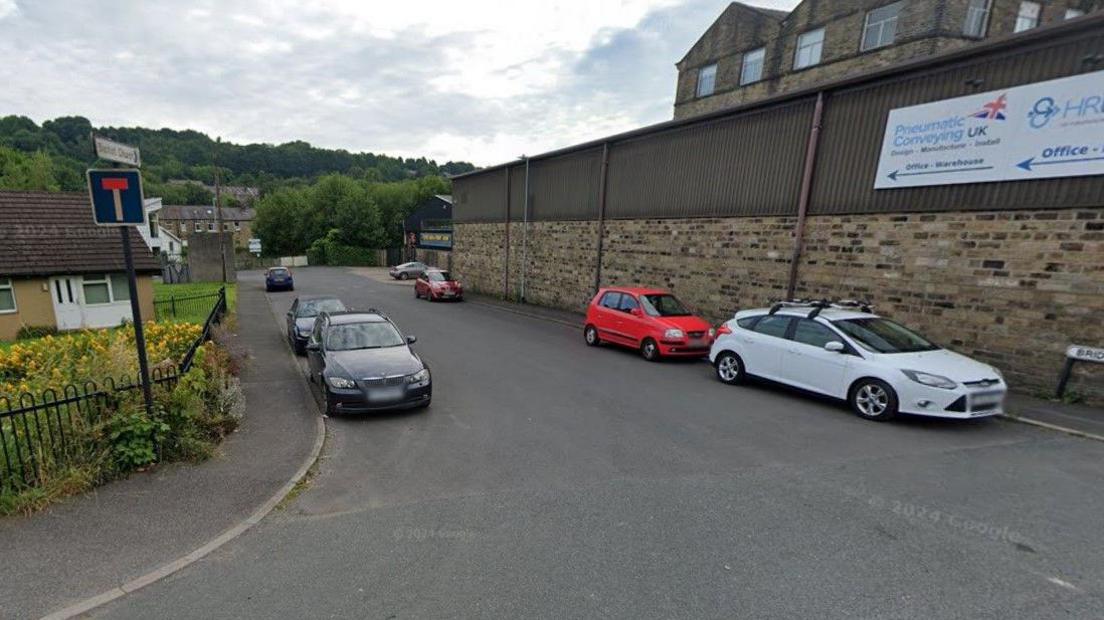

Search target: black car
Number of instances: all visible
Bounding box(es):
[306,311,431,414]
[286,295,347,354]
[265,267,294,291]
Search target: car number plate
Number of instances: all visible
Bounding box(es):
[368,386,404,402]
[970,391,1004,408]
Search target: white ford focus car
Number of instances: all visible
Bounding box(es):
[708,301,1006,421]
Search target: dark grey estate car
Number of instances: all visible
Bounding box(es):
[306,311,431,414]
[286,295,346,354]
[388,261,429,280]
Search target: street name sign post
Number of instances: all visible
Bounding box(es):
[92,133,141,167]
[1056,345,1104,399]
[86,163,154,418]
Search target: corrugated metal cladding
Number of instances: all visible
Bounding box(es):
[526,148,604,221]
[509,165,525,220]
[453,168,506,223]
[606,98,814,219]
[812,27,1104,215]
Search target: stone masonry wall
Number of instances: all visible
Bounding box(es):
[455,208,1103,402]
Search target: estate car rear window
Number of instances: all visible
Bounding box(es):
[640,294,690,317]
[270,268,288,276]
[326,322,405,351]
[833,318,939,353]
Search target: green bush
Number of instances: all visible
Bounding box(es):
[16,325,58,340]
[306,229,378,267]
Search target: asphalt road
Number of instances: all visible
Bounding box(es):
[95,267,1104,619]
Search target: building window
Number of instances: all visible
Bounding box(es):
[149,213,159,238]
[1015,1,1040,32]
[180,222,187,233]
[208,222,216,232]
[194,222,202,232]
[1065,8,1085,19]
[695,64,717,98]
[81,274,130,305]
[794,28,825,69]
[234,222,241,232]
[740,48,765,85]
[0,277,15,313]
[862,1,903,51]
[223,222,231,231]
[963,0,991,37]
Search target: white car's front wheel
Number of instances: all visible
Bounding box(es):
[714,352,744,385]
[850,379,898,422]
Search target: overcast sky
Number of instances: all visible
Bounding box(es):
[0,0,798,167]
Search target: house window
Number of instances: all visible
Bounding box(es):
[223,222,232,231]
[180,222,187,233]
[963,0,991,37]
[194,222,202,232]
[81,274,130,305]
[794,28,825,69]
[862,1,904,51]
[696,64,717,98]
[234,222,241,232]
[0,277,15,313]
[740,48,765,85]
[208,222,216,232]
[1065,8,1084,19]
[149,213,159,238]
[1015,1,1040,32]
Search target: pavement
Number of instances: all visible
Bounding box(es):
[0,275,320,619]
[83,266,1104,620]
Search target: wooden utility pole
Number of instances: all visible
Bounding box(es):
[213,136,227,282]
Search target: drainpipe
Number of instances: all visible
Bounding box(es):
[503,166,511,299]
[786,91,825,301]
[520,155,530,303]
[594,142,610,294]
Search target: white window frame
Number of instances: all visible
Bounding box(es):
[1065,8,1085,19]
[862,1,904,51]
[81,273,130,306]
[179,222,187,233]
[0,277,16,314]
[1015,1,1041,32]
[740,47,765,85]
[194,221,202,232]
[963,0,992,37]
[207,222,216,232]
[696,63,717,98]
[234,222,241,232]
[794,28,825,70]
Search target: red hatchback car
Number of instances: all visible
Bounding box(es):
[584,287,715,361]
[414,269,464,301]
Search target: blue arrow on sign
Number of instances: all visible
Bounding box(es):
[888,166,993,181]
[1017,156,1104,171]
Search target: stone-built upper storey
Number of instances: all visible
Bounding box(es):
[674,0,1101,119]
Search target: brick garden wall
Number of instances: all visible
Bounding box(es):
[455,207,1104,402]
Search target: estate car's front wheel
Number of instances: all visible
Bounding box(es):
[714,352,744,385]
[584,325,601,346]
[850,379,898,422]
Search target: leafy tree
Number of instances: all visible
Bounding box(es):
[0,147,60,191]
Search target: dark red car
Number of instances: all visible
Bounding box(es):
[415,269,464,302]
[584,287,715,361]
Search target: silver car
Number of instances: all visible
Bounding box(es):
[389,261,429,280]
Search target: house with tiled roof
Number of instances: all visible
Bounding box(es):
[0,191,160,340]
[158,204,256,250]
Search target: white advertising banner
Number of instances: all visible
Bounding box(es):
[874,69,1104,189]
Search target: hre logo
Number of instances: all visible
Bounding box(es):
[1028,96,1060,129]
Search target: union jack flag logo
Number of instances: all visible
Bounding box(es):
[973,94,1007,120]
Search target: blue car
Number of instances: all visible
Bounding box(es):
[265,266,294,292]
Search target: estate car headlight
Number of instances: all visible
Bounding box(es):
[327,376,356,389]
[407,368,430,387]
[663,329,685,340]
[901,369,958,390]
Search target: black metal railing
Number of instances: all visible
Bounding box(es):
[1,288,226,494]
[153,290,223,323]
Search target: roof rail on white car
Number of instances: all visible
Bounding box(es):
[768,298,875,319]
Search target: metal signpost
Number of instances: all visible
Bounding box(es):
[87,158,154,417]
[1057,345,1104,399]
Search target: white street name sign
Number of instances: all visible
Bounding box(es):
[92,134,141,167]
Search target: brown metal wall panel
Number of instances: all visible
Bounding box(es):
[812,27,1104,215]
[605,98,814,219]
[509,165,526,220]
[527,148,604,221]
[452,171,505,223]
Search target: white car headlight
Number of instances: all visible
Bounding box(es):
[663,329,685,340]
[991,366,1004,381]
[407,369,430,387]
[327,376,356,389]
[901,369,957,390]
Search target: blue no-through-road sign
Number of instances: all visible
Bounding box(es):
[87,169,146,226]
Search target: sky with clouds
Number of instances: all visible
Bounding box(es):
[0,0,798,167]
